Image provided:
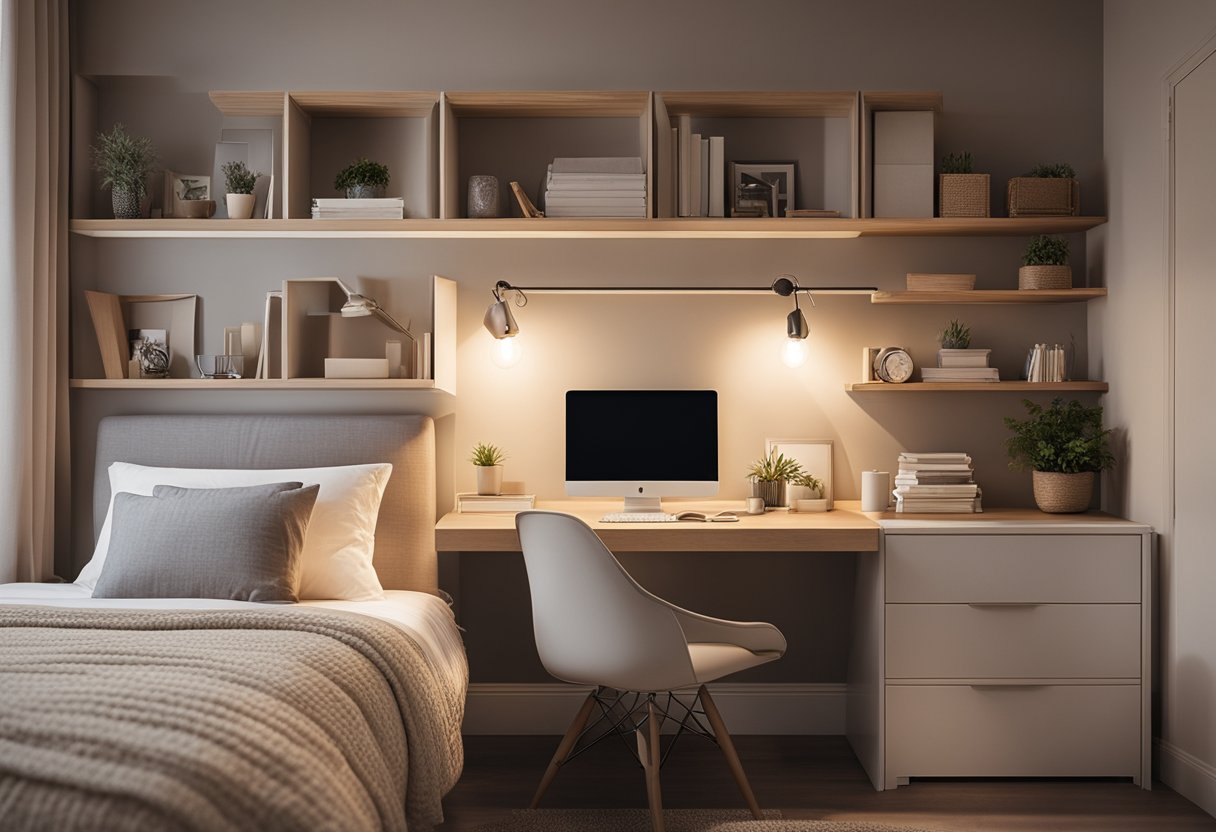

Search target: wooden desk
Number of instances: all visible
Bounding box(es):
[436,499,880,552]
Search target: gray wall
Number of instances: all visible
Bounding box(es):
[1098,0,1216,812]
[69,0,1105,685]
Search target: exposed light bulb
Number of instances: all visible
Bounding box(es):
[491,335,521,368]
[783,337,809,368]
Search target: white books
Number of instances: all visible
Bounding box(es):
[543,195,646,206]
[311,197,405,220]
[899,452,971,462]
[894,484,980,497]
[670,128,679,217]
[938,348,991,368]
[421,333,432,380]
[689,134,702,218]
[708,136,725,217]
[699,137,710,217]
[456,493,536,513]
[1025,343,1068,382]
[544,204,647,217]
[921,367,1000,381]
[551,157,643,175]
[678,115,691,217]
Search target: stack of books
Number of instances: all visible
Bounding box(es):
[456,493,536,513]
[894,452,983,513]
[542,157,646,217]
[311,197,405,220]
[921,348,999,383]
[1025,343,1069,382]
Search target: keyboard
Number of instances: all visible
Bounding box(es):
[600,512,679,523]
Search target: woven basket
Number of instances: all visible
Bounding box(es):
[1032,470,1094,513]
[1007,177,1080,216]
[939,173,990,217]
[1019,265,1072,290]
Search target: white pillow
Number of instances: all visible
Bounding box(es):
[77,462,392,601]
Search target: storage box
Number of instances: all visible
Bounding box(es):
[874,163,933,217]
[1007,177,1080,216]
[939,173,990,217]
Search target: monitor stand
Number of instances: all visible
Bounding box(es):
[621,495,663,513]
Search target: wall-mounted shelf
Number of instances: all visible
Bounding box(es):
[870,288,1107,304]
[69,378,444,391]
[845,381,1109,393]
[69,216,1107,240]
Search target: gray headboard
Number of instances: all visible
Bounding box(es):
[94,414,437,594]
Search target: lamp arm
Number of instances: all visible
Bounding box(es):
[373,307,415,341]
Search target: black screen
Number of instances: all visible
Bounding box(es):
[565,390,718,482]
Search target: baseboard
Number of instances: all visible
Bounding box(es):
[1158,739,1216,818]
[463,682,847,735]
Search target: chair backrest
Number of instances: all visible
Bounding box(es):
[516,511,697,692]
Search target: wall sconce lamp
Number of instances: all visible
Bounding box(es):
[772,274,813,368]
[483,280,527,368]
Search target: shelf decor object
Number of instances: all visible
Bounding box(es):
[906,273,976,291]
[1007,163,1081,217]
[1019,234,1072,290]
[83,291,198,379]
[938,152,989,218]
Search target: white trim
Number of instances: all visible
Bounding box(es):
[1158,740,1216,818]
[463,682,847,735]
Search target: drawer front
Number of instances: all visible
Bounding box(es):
[886,684,1140,782]
[886,603,1141,679]
[886,534,1141,603]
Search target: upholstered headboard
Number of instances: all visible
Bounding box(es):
[93,414,437,593]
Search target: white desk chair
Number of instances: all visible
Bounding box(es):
[515,510,787,832]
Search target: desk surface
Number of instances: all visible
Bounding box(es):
[434,500,1146,553]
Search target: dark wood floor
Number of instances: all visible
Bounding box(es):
[438,735,1216,831]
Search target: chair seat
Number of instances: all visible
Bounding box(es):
[688,642,782,684]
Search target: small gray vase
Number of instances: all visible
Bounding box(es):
[111,188,141,219]
[467,175,500,218]
[346,184,385,199]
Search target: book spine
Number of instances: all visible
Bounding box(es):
[708,136,724,217]
[678,116,691,217]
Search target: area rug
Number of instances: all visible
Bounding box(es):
[474,808,940,832]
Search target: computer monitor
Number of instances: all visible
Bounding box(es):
[565,390,718,512]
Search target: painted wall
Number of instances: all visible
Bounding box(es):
[68,0,1104,685]
[1099,0,1216,813]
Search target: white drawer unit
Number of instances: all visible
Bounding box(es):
[846,517,1151,793]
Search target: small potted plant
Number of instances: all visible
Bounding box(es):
[91,124,157,219]
[938,151,989,218]
[1004,398,1114,513]
[1007,162,1080,217]
[746,448,803,508]
[470,442,506,496]
[1020,235,1072,290]
[335,157,390,199]
[787,472,827,512]
[221,160,260,220]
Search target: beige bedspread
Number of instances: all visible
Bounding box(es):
[0,605,465,832]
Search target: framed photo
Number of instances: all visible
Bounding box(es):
[765,438,833,509]
[162,171,210,217]
[731,162,796,217]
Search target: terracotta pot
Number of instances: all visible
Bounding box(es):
[226,193,257,220]
[476,465,503,496]
[1019,265,1072,290]
[1032,470,1094,513]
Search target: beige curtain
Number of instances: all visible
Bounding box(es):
[0,0,69,582]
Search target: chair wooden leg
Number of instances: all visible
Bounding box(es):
[698,685,762,819]
[530,690,598,809]
[637,697,665,832]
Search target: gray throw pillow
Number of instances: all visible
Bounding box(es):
[92,481,320,603]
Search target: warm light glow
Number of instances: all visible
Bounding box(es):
[783,337,809,368]
[491,335,522,368]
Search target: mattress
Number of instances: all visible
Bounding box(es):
[0,582,467,703]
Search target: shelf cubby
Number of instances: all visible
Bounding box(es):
[439,91,653,219]
[654,90,860,219]
[859,91,944,218]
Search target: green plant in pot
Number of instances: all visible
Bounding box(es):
[221,160,260,220]
[470,442,507,496]
[787,472,827,512]
[91,124,157,219]
[335,157,390,199]
[1019,234,1071,290]
[1007,161,1079,217]
[747,448,803,508]
[938,151,990,218]
[1004,398,1114,513]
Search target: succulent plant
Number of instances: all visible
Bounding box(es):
[1023,235,1070,266]
[91,124,157,199]
[939,319,972,349]
[1025,162,1076,179]
[469,442,506,467]
[941,152,974,174]
[221,160,259,195]
[335,157,390,191]
[747,448,803,483]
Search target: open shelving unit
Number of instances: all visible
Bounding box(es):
[859,91,944,218]
[845,381,1109,393]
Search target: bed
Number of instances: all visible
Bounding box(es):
[0,414,467,832]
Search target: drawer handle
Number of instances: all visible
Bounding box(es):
[966,602,1041,609]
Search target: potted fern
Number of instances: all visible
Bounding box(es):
[788,472,827,512]
[938,151,989,218]
[1005,398,1113,513]
[1020,235,1071,290]
[335,157,390,199]
[747,448,803,508]
[221,160,260,220]
[470,442,506,496]
[91,124,157,219]
[1007,162,1080,217]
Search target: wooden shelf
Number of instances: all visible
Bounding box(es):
[845,381,1109,393]
[70,378,443,391]
[443,90,649,118]
[871,288,1107,304]
[69,216,1108,240]
[208,90,284,117]
[658,90,858,118]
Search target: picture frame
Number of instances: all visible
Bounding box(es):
[162,171,210,218]
[731,161,796,217]
[765,438,833,509]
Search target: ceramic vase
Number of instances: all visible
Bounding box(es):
[476,465,503,496]
[226,193,256,220]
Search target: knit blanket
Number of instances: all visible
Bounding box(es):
[0,605,465,832]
